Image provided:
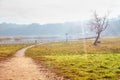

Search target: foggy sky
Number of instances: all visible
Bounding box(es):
[0,0,120,24]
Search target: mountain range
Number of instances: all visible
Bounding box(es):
[0,17,120,38]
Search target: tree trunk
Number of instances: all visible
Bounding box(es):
[94,32,101,46]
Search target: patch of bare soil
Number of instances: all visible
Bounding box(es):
[0,45,63,80]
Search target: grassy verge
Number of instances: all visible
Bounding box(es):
[0,44,29,61]
[26,38,120,80]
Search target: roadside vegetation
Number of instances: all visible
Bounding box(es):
[0,44,29,61]
[26,37,120,80]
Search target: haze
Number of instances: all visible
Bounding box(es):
[0,0,120,24]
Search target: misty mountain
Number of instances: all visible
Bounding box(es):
[0,18,120,38]
[106,18,120,36]
[0,22,83,36]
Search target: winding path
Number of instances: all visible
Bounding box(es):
[0,44,62,80]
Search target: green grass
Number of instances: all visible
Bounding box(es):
[0,44,29,61]
[26,38,120,80]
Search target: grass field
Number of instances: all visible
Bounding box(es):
[26,37,120,80]
[0,44,29,61]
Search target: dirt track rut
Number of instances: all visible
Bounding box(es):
[0,45,62,80]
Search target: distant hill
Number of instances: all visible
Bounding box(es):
[0,18,120,38]
[0,22,80,36]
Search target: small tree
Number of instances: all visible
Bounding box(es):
[90,12,109,46]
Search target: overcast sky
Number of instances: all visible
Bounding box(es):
[0,0,120,24]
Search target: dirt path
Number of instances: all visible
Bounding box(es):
[0,45,62,80]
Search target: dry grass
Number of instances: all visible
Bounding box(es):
[26,37,120,80]
[0,44,29,61]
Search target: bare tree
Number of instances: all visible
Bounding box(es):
[90,12,109,46]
